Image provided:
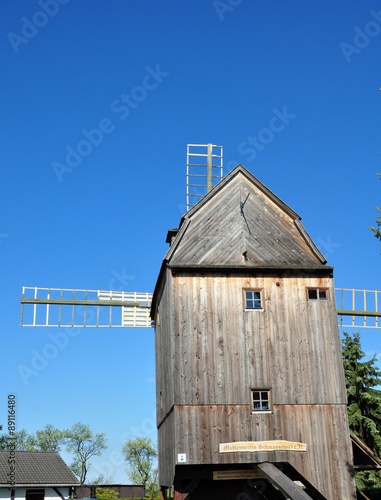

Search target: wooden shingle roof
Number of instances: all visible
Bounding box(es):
[0,451,79,487]
[166,165,328,270]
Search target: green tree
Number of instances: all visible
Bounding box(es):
[342,332,381,489]
[0,426,66,452]
[0,429,35,450]
[32,424,66,452]
[95,488,119,500]
[121,437,157,490]
[65,422,107,484]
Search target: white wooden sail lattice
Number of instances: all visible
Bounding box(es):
[336,287,381,329]
[20,287,153,328]
[186,143,223,210]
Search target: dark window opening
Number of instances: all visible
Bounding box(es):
[308,288,328,301]
[26,490,45,500]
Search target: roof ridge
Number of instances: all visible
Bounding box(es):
[0,450,60,453]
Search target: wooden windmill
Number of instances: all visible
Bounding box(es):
[20,145,381,499]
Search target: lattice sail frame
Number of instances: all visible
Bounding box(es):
[186,143,223,210]
[336,288,381,329]
[20,287,153,328]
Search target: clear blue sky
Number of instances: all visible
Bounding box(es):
[0,0,380,483]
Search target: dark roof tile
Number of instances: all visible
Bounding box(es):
[0,451,79,486]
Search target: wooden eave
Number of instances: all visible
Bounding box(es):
[169,264,332,272]
[351,432,381,470]
[150,219,192,319]
[294,219,326,264]
[166,228,179,244]
[150,261,333,320]
[150,260,332,321]
[0,484,78,488]
[150,258,167,320]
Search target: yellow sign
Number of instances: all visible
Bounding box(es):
[219,440,307,453]
[213,470,264,480]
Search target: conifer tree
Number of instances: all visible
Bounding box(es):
[370,207,381,242]
[342,332,381,489]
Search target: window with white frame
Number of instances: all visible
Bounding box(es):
[244,290,263,310]
[251,389,271,412]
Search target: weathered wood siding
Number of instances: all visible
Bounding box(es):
[153,166,355,498]
[155,271,175,423]
[155,271,354,497]
[158,273,346,407]
[171,404,353,499]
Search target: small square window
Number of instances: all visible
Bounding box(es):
[307,288,328,301]
[251,390,271,412]
[245,290,262,310]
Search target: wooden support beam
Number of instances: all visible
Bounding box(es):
[257,462,316,500]
[337,309,381,318]
[174,491,189,500]
[20,297,140,307]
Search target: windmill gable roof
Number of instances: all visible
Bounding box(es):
[0,451,79,487]
[166,165,327,269]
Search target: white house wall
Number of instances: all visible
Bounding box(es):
[0,488,71,500]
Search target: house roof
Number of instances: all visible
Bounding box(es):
[0,451,79,487]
